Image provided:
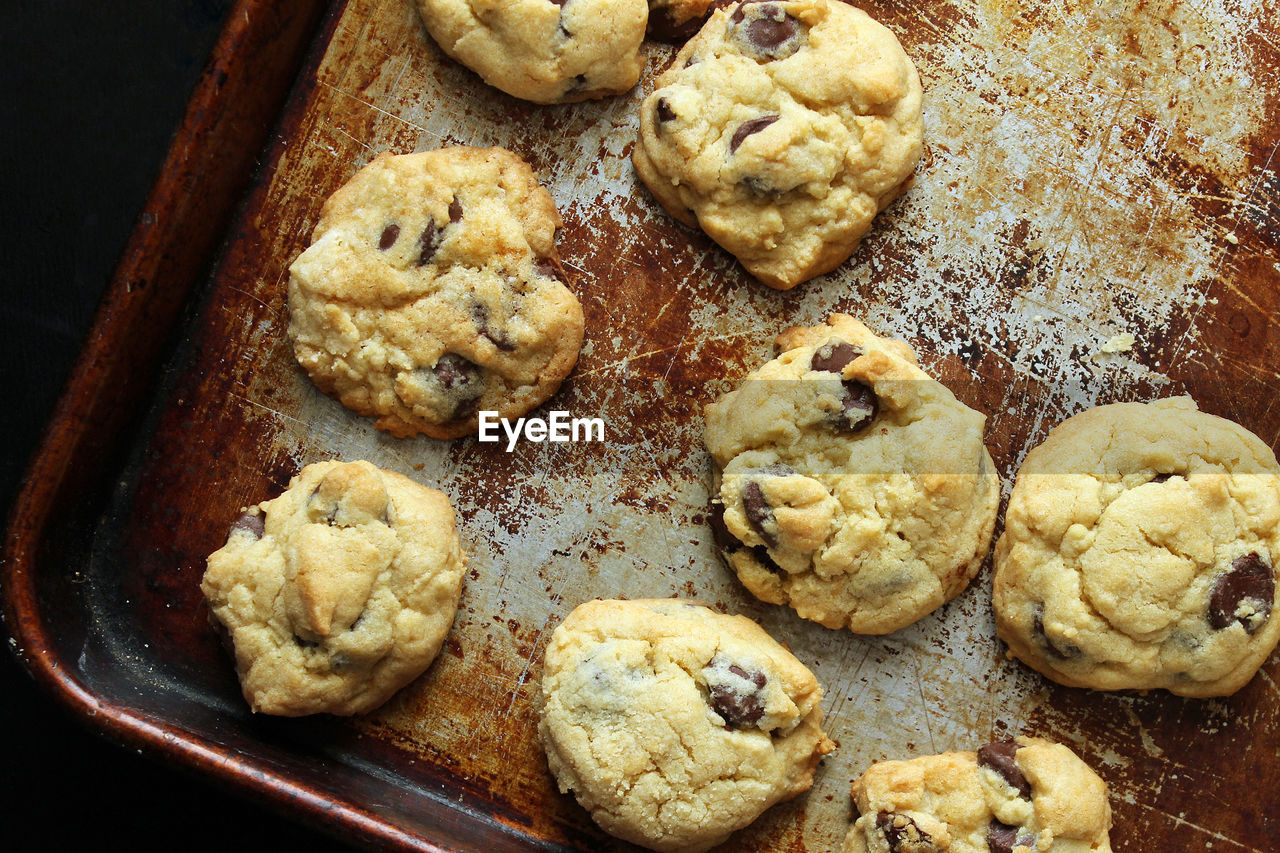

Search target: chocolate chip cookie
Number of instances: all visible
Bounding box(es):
[993,397,1280,697]
[633,0,924,289]
[538,598,834,852]
[416,0,648,104]
[201,460,466,716]
[287,147,584,439]
[704,314,999,634]
[844,737,1113,853]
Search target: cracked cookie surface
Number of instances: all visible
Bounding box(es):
[843,737,1112,853]
[704,314,999,634]
[201,460,466,716]
[993,397,1280,697]
[287,147,584,439]
[416,0,648,103]
[633,0,923,289]
[538,598,834,852]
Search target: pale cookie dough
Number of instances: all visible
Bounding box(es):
[538,598,834,852]
[416,0,648,104]
[993,397,1280,697]
[704,314,999,634]
[288,147,584,439]
[633,0,923,289]
[844,737,1113,853]
[201,460,466,716]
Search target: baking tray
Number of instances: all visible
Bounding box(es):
[5,0,1279,850]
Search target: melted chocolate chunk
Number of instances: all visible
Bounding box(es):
[750,544,784,574]
[1032,605,1081,659]
[742,480,775,546]
[730,114,780,154]
[1150,472,1175,484]
[708,497,738,551]
[473,302,516,352]
[1208,552,1274,634]
[656,97,676,124]
[415,219,441,266]
[810,341,861,374]
[707,656,767,728]
[305,487,340,526]
[378,223,400,251]
[448,195,463,223]
[433,353,480,390]
[648,4,707,41]
[986,820,1019,853]
[730,1,806,60]
[228,512,264,541]
[293,634,320,649]
[876,812,938,852]
[740,175,777,197]
[709,492,784,574]
[978,740,1031,798]
[837,380,878,432]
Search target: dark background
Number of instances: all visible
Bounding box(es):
[1,2,352,850]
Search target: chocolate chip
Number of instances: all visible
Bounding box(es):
[472,302,516,352]
[378,223,400,251]
[708,497,738,551]
[707,655,767,728]
[740,176,776,197]
[1032,605,1081,659]
[448,195,463,223]
[730,2,806,60]
[978,740,1031,798]
[837,380,878,432]
[1208,552,1274,634]
[415,219,441,266]
[656,97,676,124]
[876,812,937,852]
[228,512,264,541]
[293,634,320,649]
[728,0,769,19]
[433,353,480,390]
[305,487,340,526]
[811,341,861,374]
[742,480,775,547]
[751,544,784,574]
[1150,472,1176,484]
[709,492,784,574]
[730,115,779,154]
[987,820,1019,853]
[648,5,706,41]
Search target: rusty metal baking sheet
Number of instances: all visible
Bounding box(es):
[146,0,1280,849]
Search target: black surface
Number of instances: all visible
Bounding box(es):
[0,3,353,851]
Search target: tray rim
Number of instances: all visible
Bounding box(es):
[0,1,462,850]
[8,1,1279,850]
